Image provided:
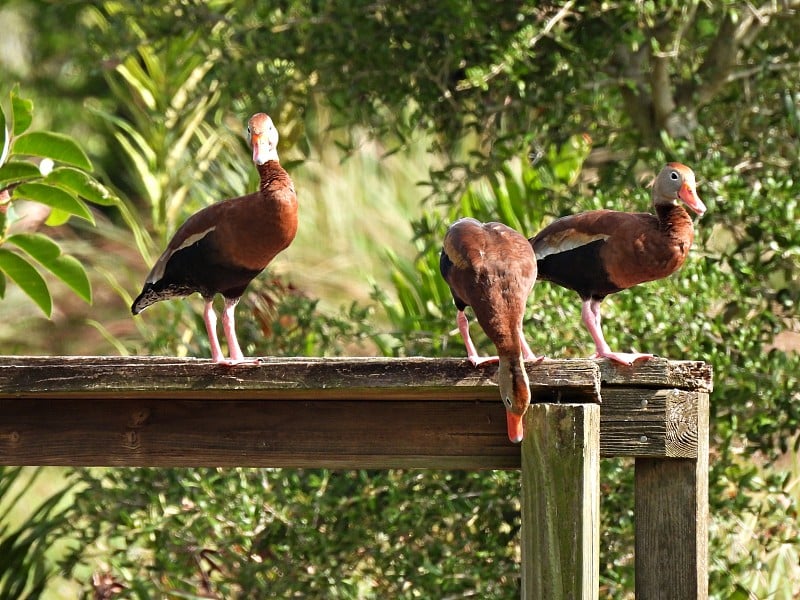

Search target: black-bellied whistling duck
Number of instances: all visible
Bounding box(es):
[131,113,298,365]
[440,218,543,443]
[529,162,706,365]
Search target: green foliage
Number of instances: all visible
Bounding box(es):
[0,88,115,316]
[63,468,524,599]
[0,468,73,599]
[1,2,799,598]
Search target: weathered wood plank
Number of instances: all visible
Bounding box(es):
[634,392,710,600]
[0,393,701,465]
[0,356,601,403]
[599,358,713,392]
[0,397,523,469]
[0,394,691,467]
[521,404,600,600]
[0,356,711,466]
[599,389,702,458]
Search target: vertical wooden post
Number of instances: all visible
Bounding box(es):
[634,392,710,599]
[521,403,600,600]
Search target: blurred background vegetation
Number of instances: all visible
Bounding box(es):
[0,0,798,598]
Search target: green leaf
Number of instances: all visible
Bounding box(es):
[44,208,72,227]
[13,182,95,224]
[0,161,42,187]
[45,167,117,206]
[0,271,5,298]
[11,132,93,171]
[0,102,8,167]
[7,233,92,303]
[10,89,34,136]
[0,248,51,316]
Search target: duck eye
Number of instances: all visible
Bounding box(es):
[504,396,512,408]
[670,171,679,181]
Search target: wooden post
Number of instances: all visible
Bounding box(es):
[521,403,600,600]
[634,391,710,599]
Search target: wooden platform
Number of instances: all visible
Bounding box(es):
[0,355,712,599]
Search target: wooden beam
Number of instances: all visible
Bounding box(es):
[598,360,713,392]
[0,356,601,401]
[634,392,710,600]
[521,404,600,600]
[0,356,710,467]
[599,389,705,458]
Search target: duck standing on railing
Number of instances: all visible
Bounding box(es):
[440,218,543,443]
[529,162,706,365]
[132,113,298,365]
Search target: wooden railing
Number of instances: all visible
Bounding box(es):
[0,356,712,599]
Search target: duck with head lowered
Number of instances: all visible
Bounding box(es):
[440,217,543,443]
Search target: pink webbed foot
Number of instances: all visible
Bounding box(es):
[591,350,654,366]
[213,356,263,367]
[202,298,263,366]
[468,354,500,367]
[522,350,545,364]
[519,338,545,364]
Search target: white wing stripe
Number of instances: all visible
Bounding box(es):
[534,230,610,260]
[147,226,216,284]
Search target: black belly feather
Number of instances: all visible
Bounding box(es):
[439,248,468,311]
[131,237,262,314]
[536,239,621,301]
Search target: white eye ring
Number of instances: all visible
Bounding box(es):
[670,171,679,181]
[504,396,512,408]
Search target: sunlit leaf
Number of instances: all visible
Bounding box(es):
[0,102,8,167]
[46,167,117,206]
[45,208,72,227]
[0,161,42,187]
[13,182,95,224]
[0,248,51,316]
[8,233,92,303]
[12,132,93,171]
[10,88,34,136]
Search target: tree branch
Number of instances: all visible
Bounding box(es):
[650,21,677,133]
[693,0,800,108]
[455,1,576,92]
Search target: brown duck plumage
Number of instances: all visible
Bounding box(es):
[530,162,705,365]
[132,113,298,364]
[440,217,542,442]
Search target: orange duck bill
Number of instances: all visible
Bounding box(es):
[506,411,525,444]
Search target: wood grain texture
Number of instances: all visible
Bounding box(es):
[0,356,600,402]
[0,356,712,467]
[599,389,702,458]
[521,404,600,600]
[598,358,712,392]
[634,391,710,600]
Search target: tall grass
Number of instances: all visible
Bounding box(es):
[283,128,436,310]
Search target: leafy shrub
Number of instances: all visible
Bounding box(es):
[0,88,117,315]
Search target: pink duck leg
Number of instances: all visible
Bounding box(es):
[518,325,544,363]
[203,298,261,366]
[582,298,653,366]
[457,310,499,366]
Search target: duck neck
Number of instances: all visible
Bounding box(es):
[655,202,693,238]
[257,161,291,194]
[497,352,530,415]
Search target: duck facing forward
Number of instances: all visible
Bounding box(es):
[440,217,543,443]
[132,113,298,365]
[529,162,706,365]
